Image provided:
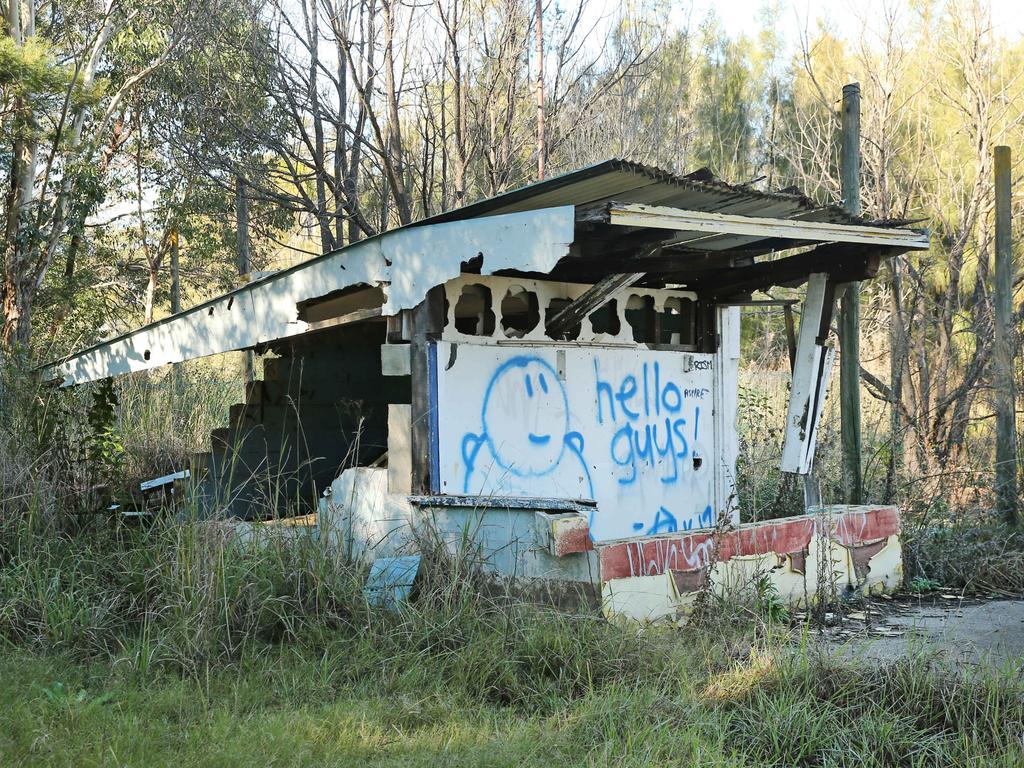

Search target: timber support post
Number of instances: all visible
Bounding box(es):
[410,286,445,494]
[839,82,864,504]
[994,145,1018,525]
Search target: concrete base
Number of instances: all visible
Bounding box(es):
[599,505,902,624]
[319,467,599,585]
[317,471,902,625]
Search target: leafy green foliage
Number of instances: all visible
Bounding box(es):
[84,380,124,484]
[752,573,791,623]
[36,681,112,713]
[0,36,70,98]
[907,576,942,593]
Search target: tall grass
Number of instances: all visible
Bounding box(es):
[3,360,1024,765]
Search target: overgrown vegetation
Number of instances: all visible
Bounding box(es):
[1,365,1023,764]
[2,512,1023,766]
[1,0,1022,763]
[2,502,1024,766]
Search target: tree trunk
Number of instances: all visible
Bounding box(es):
[144,266,158,324]
[883,256,905,501]
[534,0,546,180]
[236,176,254,383]
[1,92,39,352]
[1,270,32,350]
[383,0,412,225]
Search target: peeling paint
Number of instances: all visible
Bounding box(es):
[549,515,594,557]
[45,207,575,386]
[599,505,903,624]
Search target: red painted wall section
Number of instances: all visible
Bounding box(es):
[597,505,899,581]
[832,505,900,546]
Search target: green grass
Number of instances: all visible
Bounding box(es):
[3,638,1023,767]
[1,515,1023,766]
[0,649,568,767]
[0,515,1021,767]
[2,366,1023,767]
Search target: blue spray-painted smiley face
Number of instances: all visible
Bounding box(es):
[482,356,569,475]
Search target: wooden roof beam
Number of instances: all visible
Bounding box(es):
[586,202,930,251]
[693,244,888,300]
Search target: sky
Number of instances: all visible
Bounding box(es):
[680,0,1024,46]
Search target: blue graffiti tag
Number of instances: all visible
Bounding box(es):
[595,360,706,487]
[679,505,715,531]
[461,355,593,497]
[647,507,678,535]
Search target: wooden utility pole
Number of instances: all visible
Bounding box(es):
[534,0,546,180]
[236,175,255,383]
[169,226,182,395]
[839,82,864,504]
[169,226,181,316]
[994,145,1018,525]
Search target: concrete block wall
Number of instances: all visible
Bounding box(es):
[319,466,600,585]
[193,324,410,519]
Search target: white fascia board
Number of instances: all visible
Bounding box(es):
[44,206,576,387]
[608,203,931,250]
[382,204,575,313]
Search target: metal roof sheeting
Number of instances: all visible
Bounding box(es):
[417,158,861,229]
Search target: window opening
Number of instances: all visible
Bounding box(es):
[625,294,656,342]
[453,284,495,336]
[500,285,540,337]
[660,296,695,345]
[589,299,620,336]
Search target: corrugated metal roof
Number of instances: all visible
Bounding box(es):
[416,158,858,229]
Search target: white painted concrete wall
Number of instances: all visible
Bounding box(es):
[320,466,599,583]
[441,273,698,347]
[433,341,717,542]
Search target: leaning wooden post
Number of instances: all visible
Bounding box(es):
[839,82,864,504]
[409,286,445,494]
[994,145,1018,525]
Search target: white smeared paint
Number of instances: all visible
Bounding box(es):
[602,573,680,624]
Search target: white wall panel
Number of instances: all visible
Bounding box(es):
[433,341,717,542]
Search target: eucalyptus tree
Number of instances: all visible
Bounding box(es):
[773,0,1024,496]
[0,0,208,354]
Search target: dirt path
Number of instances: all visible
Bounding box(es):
[810,595,1024,669]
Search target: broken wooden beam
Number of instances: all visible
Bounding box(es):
[692,244,884,299]
[545,269,648,336]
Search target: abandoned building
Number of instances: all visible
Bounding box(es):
[46,160,929,621]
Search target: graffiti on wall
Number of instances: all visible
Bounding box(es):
[435,343,717,542]
[461,355,594,498]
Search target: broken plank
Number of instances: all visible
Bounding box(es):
[545,269,647,336]
[606,202,931,250]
